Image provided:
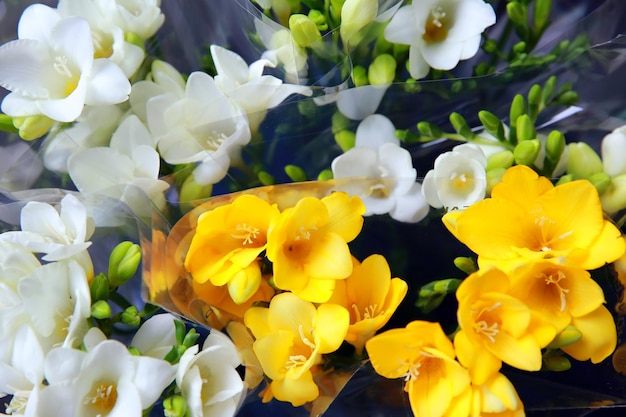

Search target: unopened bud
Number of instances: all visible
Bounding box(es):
[513,139,541,166]
[121,306,141,326]
[486,150,514,171]
[12,115,55,140]
[108,241,142,287]
[334,130,356,152]
[90,273,110,302]
[91,300,112,319]
[566,142,603,179]
[368,54,396,85]
[547,326,582,349]
[179,175,213,204]
[340,0,378,46]
[289,14,322,47]
[163,395,189,417]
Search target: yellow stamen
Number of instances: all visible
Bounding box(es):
[230,223,260,245]
[423,6,449,43]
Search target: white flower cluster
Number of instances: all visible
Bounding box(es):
[0,194,245,417]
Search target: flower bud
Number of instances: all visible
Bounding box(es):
[486,167,506,193]
[352,65,368,87]
[332,111,351,134]
[128,347,141,356]
[588,172,611,194]
[600,174,626,215]
[121,306,141,326]
[368,54,396,85]
[513,139,541,166]
[453,257,477,274]
[90,272,110,302]
[515,114,536,142]
[179,175,213,204]
[547,326,583,349]
[318,169,333,181]
[91,300,112,319]
[308,9,328,31]
[124,31,145,50]
[542,352,572,372]
[545,130,565,163]
[566,142,603,179]
[108,241,142,287]
[285,164,308,182]
[486,150,514,171]
[340,0,378,46]
[289,14,322,47]
[163,395,189,417]
[258,171,275,186]
[0,114,18,134]
[334,130,356,152]
[12,115,55,140]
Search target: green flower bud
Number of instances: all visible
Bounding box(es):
[416,279,462,314]
[515,114,536,142]
[450,112,474,140]
[486,150,515,171]
[128,346,141,356]
[542,352,572,372]
[124,32,145,51]
[317,169,333,181]
[513,139,541,166]
[121,306,141,326]
[163,395,189,417]
[566,142,603,179]
[108,241,142,288]
[509,94,526,127]
[179,175,213,204]
[284,164,308,182]
[486,167,507,194]
[91,300,112,320]
[368,54,396,85]
[289,14,322,47]
[542,75,557,104]
[545,130,565,163]
[534,0,552,30]
[258,171,275,186]
[546,325,582,349]
[512,41,527,54]
[588,172,612,195]
[478,110,505,141]
[482,39,498,54]
[453,257,477,274]
[351,65,368,87]
[334,130,356,152]
[340,0,378,46]
[417,121,443,139]
[90,272,110,302]
[308,9,328,31]
[555,173,574,186]
[12,115,55,140]
[601,175,626,215]
[332,111,351,134]
[0,114,19,134]
[527,84,542,121]
[506,2,526,27]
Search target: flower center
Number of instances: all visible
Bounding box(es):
[533,215,573,252]
[84,382,118,414]
[5,395,28,415]
[449,171,473,191]
[423,6,449,43]
[400,350,437,382]
[92,31,114,59]
[52,55,79,97]
[285,324,316,370]
[473,302,502,343]
[206,131,228,151]
[351,303,384,322]
[542,270,570,312]
[231,223,261,245]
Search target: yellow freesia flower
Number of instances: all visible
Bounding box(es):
[243,292,349,407]
[266,191,366,303]
[185,194,279,304]
[366,321,470,417]
[455,268,556,383]
[506,260,616,363]
[443,165,625,271]
[327,254,408,355]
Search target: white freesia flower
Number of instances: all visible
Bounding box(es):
[95,0,164,40]
[129,60,186,123]
[599,125,626,214]
[210,45,312,132]
[130,313,178,360]
[0,260,91,355]
[176,331,244,417]
[0,194,94,262]
[42,104,125,172]
[37,339,175,417]
[258,26,308,83]
[0,4,131,123]
[68,114,169,216]
[384,0,496,79]
[332,115,429,223]
[0,325,44,416]
[57,0,145,78]
[422,143,488,209]
[146,71,252,186]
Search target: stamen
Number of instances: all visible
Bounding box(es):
[286,354,308,369]
[401,362,422,382]
[351,304,362,322]
[206,131,228,150]
[544,270,570,312]
[53,56,73,78]
[473,302,502,342]
[84,383,117,412]
[298,324,316,350]
[230,223,260,245]
[294,226,313,241]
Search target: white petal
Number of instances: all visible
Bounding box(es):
[131,313,177,359]
[355,114,399,149]
[331,147,379,178]
[12,325,45,386]
[408,45,431,79]
[602,126,626,177]
[59,194,91,243]
[49,17,94,73]
[43,347,86,384]
[389,182,430,223]
[84,59,131,106]
[68,147,134,194]
[17,4,60,41]
[111,115,155,155]
[421,169,443,208]
[20,201,64,239]
[211,45,250,85]
[82,327,107,351]
[336,85,388,120]
[0,40,53,98]
[193,153,231,186]
[132,356,176,408]
[383,5,419,44]
[203,330,241,368]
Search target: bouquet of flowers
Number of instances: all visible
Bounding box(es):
[1,0,626,416]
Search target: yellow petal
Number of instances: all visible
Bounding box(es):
[314,303,350,353]
[366,327,416,379]
[491,332,542,371]
[292,278,337,304]
[244,306,272,340]
[320,192,365,242]
[271,367,319,407]
[304,232,353,279]
[581,221,625,270]
[562,305,617,363]
[454,330,502,385]
[480,372,521,413]
[268,292,317,335]
[346,254,391,309]
[491,164,553,211]
[253,331,293,381]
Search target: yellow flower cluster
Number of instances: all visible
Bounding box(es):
[184,191,408,407]
[366,165,626,417]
